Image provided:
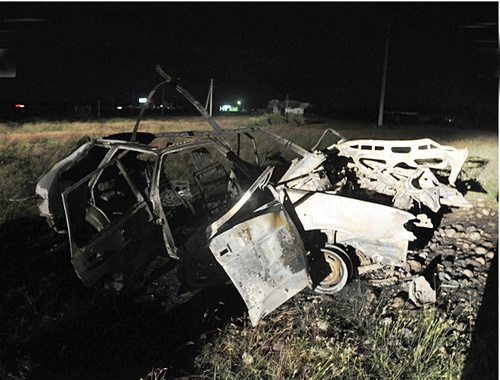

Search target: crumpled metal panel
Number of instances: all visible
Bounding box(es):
[357,166,471,212]
[36,141,95,218]
[285,188,416,266]
[278,152,332,192]
[332,138,470,211]
[393,167,471,211]
[279,152,326,183]
[208,203,309,326]
[333,138,468,186]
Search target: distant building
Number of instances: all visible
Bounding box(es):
[267,99,310,115]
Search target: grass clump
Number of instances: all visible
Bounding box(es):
[192,300,467,380]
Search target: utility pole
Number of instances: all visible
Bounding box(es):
[205,78,214,116]
[377,23,390,127]
[161,85,164,115]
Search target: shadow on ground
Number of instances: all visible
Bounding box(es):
[462,247,498,380]
[0,217,246,380]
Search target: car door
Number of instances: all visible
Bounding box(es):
[207,167,310,326]
[61,155,165,292]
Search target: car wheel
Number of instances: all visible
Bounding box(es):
[314,245,352,294]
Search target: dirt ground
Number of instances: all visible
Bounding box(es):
[0,197,497,379]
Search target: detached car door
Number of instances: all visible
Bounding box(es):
[61,156,165,291]
[207,167,310,326]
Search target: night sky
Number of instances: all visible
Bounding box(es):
[0,2,497,117]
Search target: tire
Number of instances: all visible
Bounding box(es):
[313,244,352,294]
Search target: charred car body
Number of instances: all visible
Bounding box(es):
[33,67,471,325]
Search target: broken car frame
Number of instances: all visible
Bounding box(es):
[33,66,471,325]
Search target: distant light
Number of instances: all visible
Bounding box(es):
[116,106,123,110]
[220,104,239,112]
[15,104,25,108]
[138,97,148,104]
[237,100,242,106]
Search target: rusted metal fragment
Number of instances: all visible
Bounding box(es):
[284,188,416,266]
[209,202,309,326]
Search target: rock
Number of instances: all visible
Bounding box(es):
[442,247,456,256]
[418,252,428,260]
[429,242,440,251]
[463,268,474,279]
[389,296,406,309]
[455,231,466,239]
[469,231,482,241]
[407,260,422,273]
[466,225,477,234]
[409,276,436,306]
[465,258,482,268]
[474,256,486,266]
[483,232,493,239]
[475,246,488,255]
[394,270,404,279]
[455,223,465,232]
[482,208,491,216]
[366,292,377,303]
[486,251,495,259]
[483,241,494,248]
[478,273,488,285]
[445,227,457,238]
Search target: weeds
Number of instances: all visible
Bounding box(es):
[192,300,468,380]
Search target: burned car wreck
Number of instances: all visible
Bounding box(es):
[33,68,471,325]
